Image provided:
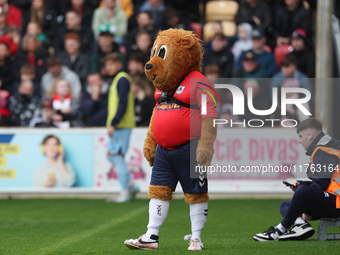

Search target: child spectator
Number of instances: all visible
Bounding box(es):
[13,34,49,82]
[127,30,152,64]
[237,28,276,77]
[81,72,109,127]
[58,32,88,89]
[271,54,311,92]
[104,53,137,202]
[41,56,81,100]
[92,0,128,44]
[89,30,125,73]
[9,80,40,126]
[235,51,268,78]
[289,28,315,78]
[54,10,94,55]
[13,64,40,97]
[132,73,154,127]
[21,0,57,42]
[47,78,81,128]
[30,99,57,127]
[127,53,145,76]
[0,25,20,55]
[203,33,234,78]
[232,23,253,65]
[0,42,13,92]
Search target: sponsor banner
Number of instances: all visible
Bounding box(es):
[0,128,309,193]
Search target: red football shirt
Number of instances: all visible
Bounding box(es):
[152,71,218,149]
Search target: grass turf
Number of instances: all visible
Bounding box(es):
[0,198,339,255]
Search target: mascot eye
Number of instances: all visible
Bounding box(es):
[157,45,167,59]
[152,45,157,57]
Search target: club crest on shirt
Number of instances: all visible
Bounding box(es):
[176,86,185,95]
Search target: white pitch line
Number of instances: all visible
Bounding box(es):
[33,205,148,255]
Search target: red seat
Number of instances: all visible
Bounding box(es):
[274,44,293,66]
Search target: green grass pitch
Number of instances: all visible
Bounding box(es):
[0,198,339,255]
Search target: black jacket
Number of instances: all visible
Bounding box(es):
[203,47,234,78]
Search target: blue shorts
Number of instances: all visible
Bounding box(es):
[150,141,208,194]
[107,128,132,155]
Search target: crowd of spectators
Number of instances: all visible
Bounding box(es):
[0,0,316,128]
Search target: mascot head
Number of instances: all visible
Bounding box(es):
[144,28,203,92]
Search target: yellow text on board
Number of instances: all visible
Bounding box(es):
[0,169,16,179]
[0,157,6,166]
[0,144,19,154]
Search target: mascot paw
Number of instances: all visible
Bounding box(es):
[196,142,214,166]
[143,147,155,166]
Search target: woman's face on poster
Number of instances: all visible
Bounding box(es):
[44,138,60,158]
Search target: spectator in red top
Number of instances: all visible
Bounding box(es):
[0,0,22,29]
[13,34,49,83]
[0,25,20,55]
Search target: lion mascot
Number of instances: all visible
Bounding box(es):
[124,28,217,251]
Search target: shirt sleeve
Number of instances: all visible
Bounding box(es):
[194,81,218,119]
[110,77,130,126]
[60,163,76,188]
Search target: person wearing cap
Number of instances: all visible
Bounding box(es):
[236,51,268,78]
[236,28,276,77]
[92,0,127,44]
[289,28,315,78]
[54,10,94,55]
[274,0,311,46]
[271,54,311,92]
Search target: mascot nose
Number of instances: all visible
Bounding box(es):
[145,63,153,70]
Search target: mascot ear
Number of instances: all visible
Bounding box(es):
[179,35,195,48]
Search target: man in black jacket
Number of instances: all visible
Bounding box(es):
[253,118,340,241]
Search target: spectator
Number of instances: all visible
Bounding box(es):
[0,24,20,55]
[125,11,157,54]
[41,56,82,100]
[54,10,94,55]
[33,134,76,188]
[204,64,221,87]
[162,7,192,30]
[0,0,22,29]
[127,53,146,76]
[9,80,40,126]
[219,103,241,128]
[271,54,311,92]
[0,12,6,37]
[0,79,10,126]
[232,23,253,66]
[127,30,152,64]
[235,0,272,34]
[139,0,165,30]
[25,21,49,49]
[0,42,13,92]
[30,99,57,127]
[46,78,81,128]
[237,28,277,77]
[81,72,109,127]
[280,79,310,124]
[58,32,88,88]
[67,0,94,27]
[132,73,154,127]
[104,53,137,203]
[13,64,40,97]
[92,0,128,44]
[13,34,49,82]
[203,33,234,78]
[274,0,311,46]
[289,28,315,78]
[242,79,270,123]
[235,51,268,78]
[21,0,57,42]
[89,30,125,73]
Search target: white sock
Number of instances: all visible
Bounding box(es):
[190,202,208,242]
[294,218,306,225]
[146,199,169,238]
[120,189,129,197]
[276,223,287,233]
